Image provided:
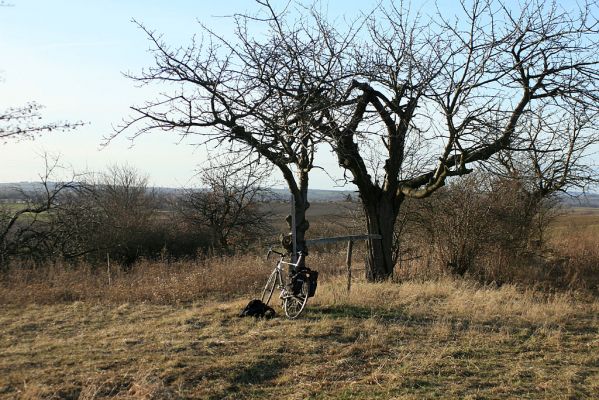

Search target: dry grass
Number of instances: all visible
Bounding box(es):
[0,251,354,305]
[0,255,268,305]
[1,207,598,398]
[547,213,599,291]
[1,275,598,399]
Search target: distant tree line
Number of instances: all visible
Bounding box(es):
[0,161,274,269]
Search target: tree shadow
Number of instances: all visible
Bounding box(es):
[230,357,288,385]
[305,304,548,335]
[203,357,289,399]
[307,304,420,323]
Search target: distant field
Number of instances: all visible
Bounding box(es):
[551,207,599,237]
[1,277,597,399]
[0,202,28,213]
[265,200,359,219]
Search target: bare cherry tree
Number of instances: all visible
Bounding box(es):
[309,0,599,280]
[116,0,598,280]
[111,1,367,260]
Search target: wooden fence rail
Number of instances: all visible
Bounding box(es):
[306,234,382,292]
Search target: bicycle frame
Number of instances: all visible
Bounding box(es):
[262,248,308,318]
[270,250,303,292]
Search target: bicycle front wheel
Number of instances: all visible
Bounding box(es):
[283,280,309,319]
[260,270,278,306]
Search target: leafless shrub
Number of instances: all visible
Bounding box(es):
[0,156,78,268]
[401,173,563,279]
[51,164,161,266]
[176,159,274,253]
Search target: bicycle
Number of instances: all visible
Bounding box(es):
[261,248,311,319]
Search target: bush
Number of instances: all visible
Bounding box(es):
[399,174,562,281]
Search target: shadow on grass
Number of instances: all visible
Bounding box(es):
[205,357,289,399]
[307,304,415,321]
[230,357,288,385]
[305,304,546,334]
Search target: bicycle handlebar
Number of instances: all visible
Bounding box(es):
[266,247,304,261]
[267,248,283,260]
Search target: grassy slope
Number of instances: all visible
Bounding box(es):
[1,277,598,399]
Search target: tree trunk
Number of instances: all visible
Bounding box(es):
[294,195,309,267]
[362,193,400,281]
[281,169,310,269]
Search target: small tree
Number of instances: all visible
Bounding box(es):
[0,157,76,267]
[177,159,272,252]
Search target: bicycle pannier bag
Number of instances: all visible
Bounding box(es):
[291,271,306,295]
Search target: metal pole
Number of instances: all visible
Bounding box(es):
[290,194,297,263]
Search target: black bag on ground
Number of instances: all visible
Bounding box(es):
[239,299,275,319]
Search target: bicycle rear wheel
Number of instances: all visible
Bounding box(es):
[260,270,278,306]
[283,280,309,319]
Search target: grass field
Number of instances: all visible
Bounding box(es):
[1,276,598,399]
[0,202,28,213]
[551,207,599,238]
[1,206,598,399]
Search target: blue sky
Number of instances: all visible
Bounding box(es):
[1,0,398,189]
[0,1,271,187]
[0,0,540,188]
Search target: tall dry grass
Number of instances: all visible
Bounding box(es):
[2,207,598,306]
[0,251,355,305]
[394,228,599,292]
[0,256,264,305]
[314,275,589,326]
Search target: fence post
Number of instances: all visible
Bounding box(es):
[107,253,112,286]
[346,240,353,292]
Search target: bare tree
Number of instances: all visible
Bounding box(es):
[0,156,76,267]
[112,1,366,260]
[177,158,272,251]
[116,0,598,280]
[308,0,599,280]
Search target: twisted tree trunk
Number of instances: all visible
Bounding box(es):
[361,190,402,281]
